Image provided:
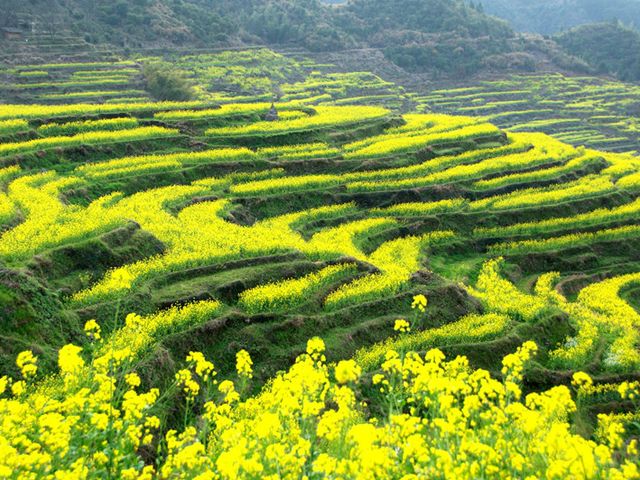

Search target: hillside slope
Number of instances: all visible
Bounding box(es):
[335,0,518,75]
[0,0,349,50]
[0,0,518,76]
[0,0,632,80]
[481,0,640,35]
[556,22,640,81]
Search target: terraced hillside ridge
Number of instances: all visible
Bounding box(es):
[1,60,147,104]
[416,73,640,155]
[0,52,639,478]
[5,50,640,156]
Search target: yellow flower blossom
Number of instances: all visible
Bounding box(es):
[618,381,640,401]
[236,350,253,380]
[394,319,411,333]
[58,344,84,374]
[0,335,638,478]
[218,380,240,404]
[411,294,428,312]
[335,360,361,384]
[84,319,101,341]
[175,369,200,399]
[572,371,593,390]
[124,313,143,329]
[187,351,216,381]
[125,373,141,388]
[11,380,25,396]
[16,350,38,379]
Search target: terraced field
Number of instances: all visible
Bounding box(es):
[1,59,148,104]
[418,73,640,155]
[1,50,639,477]
[169,48,412,109]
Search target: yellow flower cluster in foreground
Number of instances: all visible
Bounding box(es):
[0,331,638,478]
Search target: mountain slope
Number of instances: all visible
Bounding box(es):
[335,0,517,75]
[555,21,640,81]
[480,0,640,35]
[340,0,512,38]
[0,0,348,50]
[0,0,237,46]
[0,0,611,79]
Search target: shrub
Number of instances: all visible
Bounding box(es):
[142,62,195,102]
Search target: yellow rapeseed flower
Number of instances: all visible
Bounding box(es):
[411,294,428,312]
[175,369,199,399]
[334,360,361,384]
[16,350,38,379]
[618,381,640,401]
[187,351,216,382]
[394,319,411,333]
[218,380,240,404]
[83,319,101,341]
[236,350,253,379]
[58,344,84,374]
[307,337,326,363]
[112,269,134,290]
[125,313,144,329]
[11,380,25,396]
[307,337,326,355]
[125,373,141,388]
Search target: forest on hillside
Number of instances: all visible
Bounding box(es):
[3,0,638,79]
[481,0,640,34]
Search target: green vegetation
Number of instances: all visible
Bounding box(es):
[481,0,640,35]
[0,0,621,80]
[419,73,640,154]
[142,62,195,101]
[340,0,515,75]
[556,21,640,81]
